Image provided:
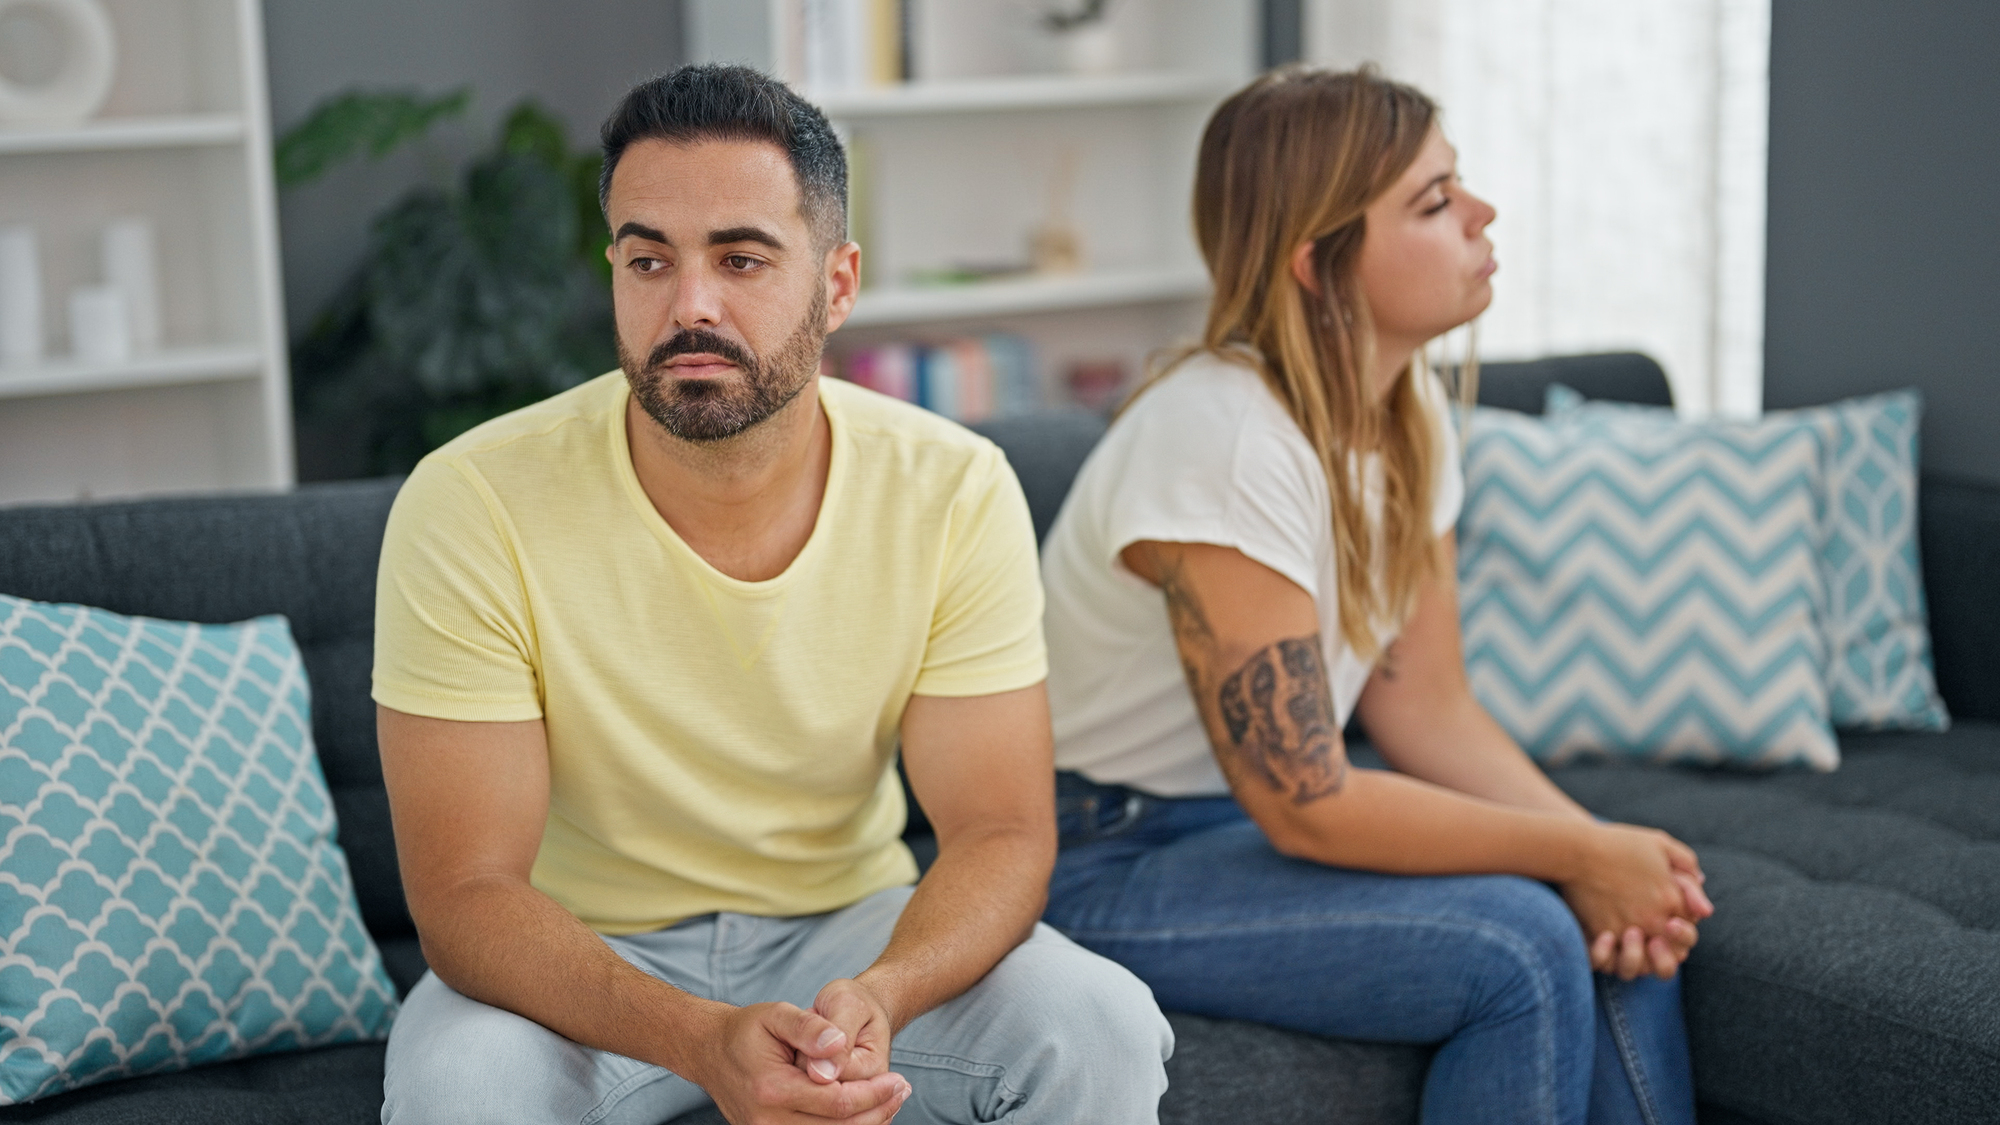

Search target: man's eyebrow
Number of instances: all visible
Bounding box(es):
[709,226,785,250]
[613,221,668,244]
[1406,172,1453,205]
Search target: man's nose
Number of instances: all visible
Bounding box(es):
[668,261,725,330]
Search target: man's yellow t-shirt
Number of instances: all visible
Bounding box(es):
[371,373,1047,935]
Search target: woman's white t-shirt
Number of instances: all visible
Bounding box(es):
[1042,351,1464,797]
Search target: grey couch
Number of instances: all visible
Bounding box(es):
[2,354,1995,1124]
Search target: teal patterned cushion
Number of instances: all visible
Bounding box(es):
[0,594,397,1104]
[1458,403,1839,769]
[1550,388,1950,731]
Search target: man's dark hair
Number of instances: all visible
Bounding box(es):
[599,64,848,250]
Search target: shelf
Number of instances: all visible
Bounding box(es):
[812,72,1234,119]
[844,267,1209,328]
[0,114,247,156]
[0,345,266,400]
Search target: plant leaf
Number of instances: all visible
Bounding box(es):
[364,153,579,399]
[275,87,472,189]
[498,101,569,169]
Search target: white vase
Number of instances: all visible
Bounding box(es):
[68,283,128,364]
[1057,22,1119,76]
[0,224,41,366]
[101,217,160,353]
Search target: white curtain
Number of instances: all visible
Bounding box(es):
[1305,0,1770,419]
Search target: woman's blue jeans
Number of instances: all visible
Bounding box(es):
[1044,772,1696,1125]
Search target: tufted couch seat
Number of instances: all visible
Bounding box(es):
[2,354,1996,1124]
[1553,728,2000,1124]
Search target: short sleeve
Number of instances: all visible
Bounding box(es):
[1092,370,1327,602]
[372,456,545,721]
[912,445,1049,697]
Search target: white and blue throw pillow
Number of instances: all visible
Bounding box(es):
[0,594,398,1104]
[1457,403,1839,769]
[1550,388,1949,731]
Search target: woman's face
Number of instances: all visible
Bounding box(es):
[1353,124,1497,352]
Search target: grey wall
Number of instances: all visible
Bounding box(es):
[1764,0,2000,485]
[262,1,683,337]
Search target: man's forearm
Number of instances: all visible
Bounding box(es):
[854,826,1051,1030]
[415,874,726,1076]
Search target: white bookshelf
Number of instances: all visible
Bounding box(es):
[846,266,1210,328]
[0,345,264,400]
[810,71,1235,118]
[0,0,291,506]
[0,114,248,156]
[687,0,1253,409]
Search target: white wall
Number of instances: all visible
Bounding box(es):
[1306,0,1769,419]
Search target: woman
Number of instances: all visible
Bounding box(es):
[1038,67,1711,1124]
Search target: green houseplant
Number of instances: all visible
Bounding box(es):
[279,90,616,474]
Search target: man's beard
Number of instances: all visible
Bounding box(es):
[620,287,828,443]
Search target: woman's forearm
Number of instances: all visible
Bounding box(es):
[1367,692,1592,820]
[1262,766,1597,881]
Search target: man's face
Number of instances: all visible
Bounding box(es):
[603,138,853,443]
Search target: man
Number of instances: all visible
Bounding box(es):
[372,65,1171,1125]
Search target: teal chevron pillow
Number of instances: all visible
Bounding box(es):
[1548,387,1949,731]
[1458,404,1838,769]
[0,594,397,1104]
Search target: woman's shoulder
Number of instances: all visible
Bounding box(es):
[1084,349,1322,505]
[1122,349,1298,436]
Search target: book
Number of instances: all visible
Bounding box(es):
[838,334,1042,423]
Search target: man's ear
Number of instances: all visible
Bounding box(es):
[824,240,862,333]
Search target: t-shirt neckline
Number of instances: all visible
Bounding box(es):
[607,375,847,594]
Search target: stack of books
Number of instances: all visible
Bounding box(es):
[838,334,1040,423]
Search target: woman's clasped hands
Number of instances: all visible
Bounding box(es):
[1560,822,1715,980]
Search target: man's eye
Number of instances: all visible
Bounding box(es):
[630,256,663,273]
[725,255,761,271]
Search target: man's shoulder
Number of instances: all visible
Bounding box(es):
[424,371,625,472]
[824,377,1007,481]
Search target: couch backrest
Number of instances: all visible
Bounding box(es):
[1918,475,2000,722]
[1474,352,1675,414]
[0,479,416,945]
[3,350,1991,953]
[965,353,1676,547]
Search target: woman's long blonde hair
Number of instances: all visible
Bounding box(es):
[1145,65,1472,660]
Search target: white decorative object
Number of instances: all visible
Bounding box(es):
[67,283,127,364]
[1042,0,1121,76]
[0,224,41,365]
[101,216,160,352]
[1055,22,1119,75]
[0,0,116,127]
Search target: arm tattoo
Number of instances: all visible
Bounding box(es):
[1156,553,1218,689]
[1217,636,1348,804]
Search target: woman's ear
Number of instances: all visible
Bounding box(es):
[1290,239,1320,295]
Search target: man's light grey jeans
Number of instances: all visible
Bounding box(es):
[381,885,1174,1124]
